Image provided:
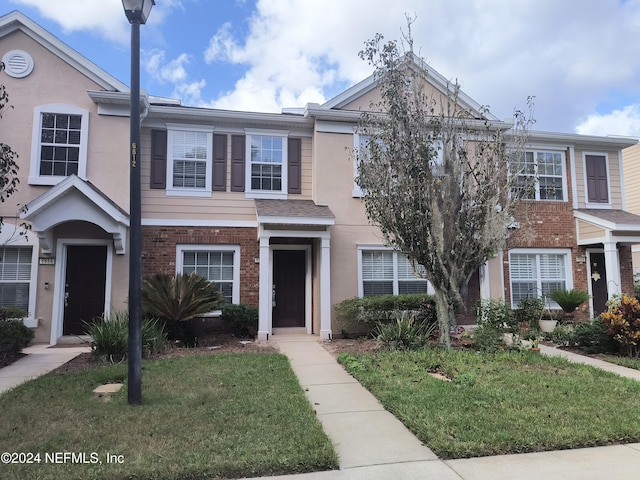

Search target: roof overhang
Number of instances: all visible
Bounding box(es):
[255,199,335,227]
[21,176,129,254]
[575,209,640,245]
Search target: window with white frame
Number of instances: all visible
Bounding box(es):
[0,246,33,311]
[513,150,565,201]
[167,127,213,196]
[29,105,89,185]
[246,131,288,197]
[177,245,240,304]
[359,248,431,296]
[509,250,570,307]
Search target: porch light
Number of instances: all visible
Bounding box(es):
[122,0,155,25]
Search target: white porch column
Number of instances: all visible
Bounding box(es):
[319,235,332,339]
[257,234,271,340]
[603,240,622,298]
[479,260,490,300]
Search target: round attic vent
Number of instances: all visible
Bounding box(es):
[2,50,34,78]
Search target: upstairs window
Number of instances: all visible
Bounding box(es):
[513,150,565,201]
[245,130,288,198]
[29,105,88,185]
[166,126,213,197]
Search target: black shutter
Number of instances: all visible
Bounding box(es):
[212,134,227,191]
[150,129,167,189]
[288,137,302,194]
[586,155,608,203]
[230,134,245,192]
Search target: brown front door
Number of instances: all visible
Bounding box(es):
[63,245,107,335]
[272,250,305,328]
[590,252,608,315]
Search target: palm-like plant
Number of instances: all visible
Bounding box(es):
[141,273,225,322]
[548,289,590,314]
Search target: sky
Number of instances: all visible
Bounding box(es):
[2,0,640,137]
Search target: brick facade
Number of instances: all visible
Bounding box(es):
[142,226,260,307]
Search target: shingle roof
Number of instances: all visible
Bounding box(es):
[255,199,335,224]
[575,209,640,225]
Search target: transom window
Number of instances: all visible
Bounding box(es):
[359,248,431,296]
[177,245,240,304]
[513,150,565,201]
[509,250,570,308]
[166,126,213,196]
[29,105,89,185]
[0,246,32,311]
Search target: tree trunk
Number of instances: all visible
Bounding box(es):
[434,289,456,349]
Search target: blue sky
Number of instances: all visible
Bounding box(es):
[3,0,640,137]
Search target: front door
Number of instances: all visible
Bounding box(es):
[272,250,305,328]
[589,252,608,315]
[63,245,107,335]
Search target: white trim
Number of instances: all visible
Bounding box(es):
[315,121,356,134]
[166,127,214,196]
[28,104,89,186]
[141,219,258,228]
[175,244,241,304]
[2,49,34,78]
[570,147,578,210]
[582,152,612,208]
[0,227,39,328]
[51,239,113,345]
[244,130,289,198]
[519,148,569,202]
[507,248,573,308]
[256,215,335,226]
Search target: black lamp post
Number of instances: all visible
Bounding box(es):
[122,0,154,405]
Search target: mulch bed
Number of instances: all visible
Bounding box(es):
[0,352,26,369]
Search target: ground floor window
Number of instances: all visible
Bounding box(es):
[0,246,32,311]
[359,247,431,296]
[176,245,240,304]
[509,249,570,308]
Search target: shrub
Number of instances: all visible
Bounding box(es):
[476,298,515,332]
[0,319,34,364]
[334,294,436,336]
[0,306,27,320]
[471,324,504,353]
[374,312,435,351]
[600,294,640,357]
[573,318,617,354]
[85,311,167,363]
[221,304,258,338]
[513,297,545,331]
[548,289,590,314]
[550,324,575,346]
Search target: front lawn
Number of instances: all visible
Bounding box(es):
[338,349,640,459]
[0,353,337,480]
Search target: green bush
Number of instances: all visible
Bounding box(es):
[0,319,34,364]
[472,324,504,353]
[334,294,436,336]
[572,318,617,354]
[374,312,435,351]
[514,297,545,330]
[85,311,167,363]
[550,324,575,346]
[0,306,28,320]
[221,304,258,338]
[548,289,590,314]
[476,298,515,332]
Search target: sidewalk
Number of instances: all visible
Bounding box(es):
[0,343,90,394]
[262,334,640,480]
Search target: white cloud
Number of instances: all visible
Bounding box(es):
[144,50,208,106]
[576,105,640,138]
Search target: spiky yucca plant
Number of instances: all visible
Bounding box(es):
[548,289,590,313]
[141,273,225,323]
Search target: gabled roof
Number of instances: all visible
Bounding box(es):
[321,52,500,122]
[0,10,128,92]
[255,199,335,226]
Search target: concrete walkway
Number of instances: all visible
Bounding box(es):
[0,343,90,394]
[261,334,640,480]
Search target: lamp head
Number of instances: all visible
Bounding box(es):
[122,0,155,24]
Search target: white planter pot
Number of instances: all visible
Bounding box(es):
[502,333,514,347]
[539,319,558,333]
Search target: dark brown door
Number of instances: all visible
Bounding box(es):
[590,252,608,315]
[272,250,305,328]
[63,245,107,335]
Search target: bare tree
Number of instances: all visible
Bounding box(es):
[356,34,533,348]
[0,64,20,213]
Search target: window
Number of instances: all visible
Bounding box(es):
[513,150,565,201]
[509,250,570,307]
[245,130,288,198]
[176,245,240,304]
[0,246,32,311]
[359,248,431,296]
[29,105,88,185]
[167,127,213,196]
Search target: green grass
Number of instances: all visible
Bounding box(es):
[596,354,640,370]
[338,349,640,459]
[0,353,337,480]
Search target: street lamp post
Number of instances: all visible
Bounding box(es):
[122,0,154,405]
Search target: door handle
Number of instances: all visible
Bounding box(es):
[64,292,70,307]
[272,284,276,307]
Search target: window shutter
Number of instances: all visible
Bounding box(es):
[212,134,227,191]
[230,134,245,192]
[586,155,608,203]
[288,137,302,194]
[150,129,167,189]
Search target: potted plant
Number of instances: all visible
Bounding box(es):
[522,329,541,352]
[548,289,590,324]
[539,311,560,333]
